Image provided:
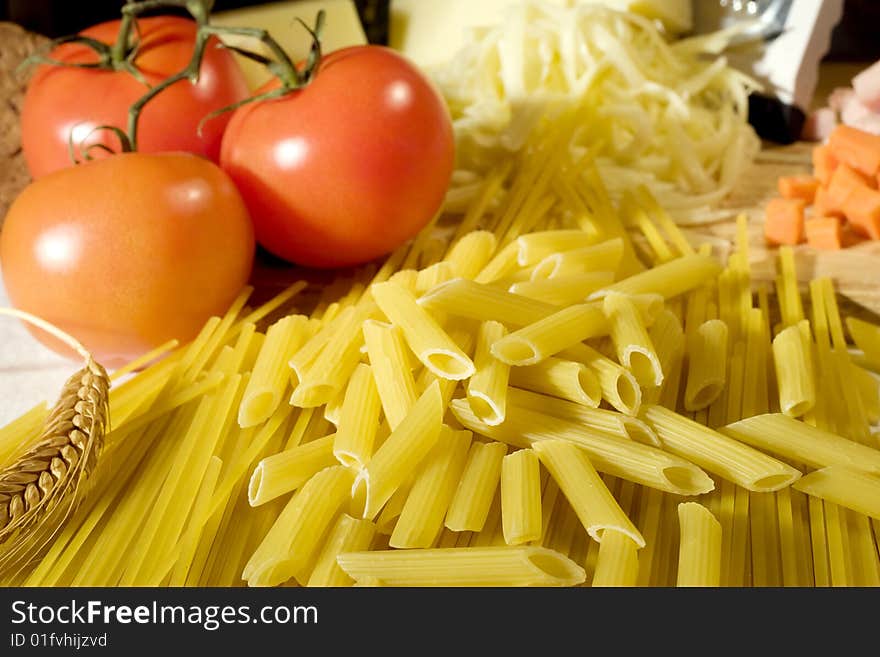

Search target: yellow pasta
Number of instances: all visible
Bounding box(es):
[533,440,645,547]
[248,434,337,507]
[560,342,642,415]
[333,363,382,469]
[361,320,418,430]
[530,238,625,280]
[491,303,609,366]
[793,466,880,520]
[592,530,640,587]
[467,321,511,425]
[0,402,48,465]
[501,449,542,545]
[684,319,729,411]
[676,502,722,587]
[846,316,880,370]
[443,230,498,280]
[641,405,801,492]
[390,427,472,548]
[371,281,475,380]
[853,365,880,424]
[604,292,663,387]
[446,441,507,532]
[415,262,457,293]
[354,381,445,520]
[508,357,601,408]
[771,321,816,417]
[720,413,880,475]
[589,254,722,300]
[474,241,519,284]
[418,277,558,326]
[509,272,615,306]
[336,545,586,587]
[307,514,377,587]
[516,229,600,266]
[288,305,352,386]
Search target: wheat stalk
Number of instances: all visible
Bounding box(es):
[0,310,110,576]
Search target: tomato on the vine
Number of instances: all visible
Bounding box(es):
[219,45,455,269]
[0,152,255,365]
[21,16,250,178]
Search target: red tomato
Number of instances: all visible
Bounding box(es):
[219,45,454,268]
[21,16,250,179]
[0,152,255,366]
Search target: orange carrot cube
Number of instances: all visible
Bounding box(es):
[764,197,806,246]
[813,186,845,219]
[804,216,844,250]
[826,164,875,210]
[812,144,838,185]
[778,175,820,203]
[828,124,880,178]
[842,184,880,239]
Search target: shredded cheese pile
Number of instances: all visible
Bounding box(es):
[434,2,761,224]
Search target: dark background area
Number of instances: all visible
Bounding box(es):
[1,0,878,62]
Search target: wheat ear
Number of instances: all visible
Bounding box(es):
[0,309,109,575]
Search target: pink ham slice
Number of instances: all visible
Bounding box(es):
[853,60,880,112]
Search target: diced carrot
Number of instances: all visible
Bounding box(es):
[812,144,838,185]
[764,197,806,246]
[827,124,880,177]
[826,163,875,210]
[777,175,820,202]
[813,186,845,219]
[841,184,880,239]
[804,216,844,250]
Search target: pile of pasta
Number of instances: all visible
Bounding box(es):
[2,113,879,587]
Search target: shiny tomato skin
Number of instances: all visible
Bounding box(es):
[219,45,454,268]
[0,152,255,365]
[21,16,250,179]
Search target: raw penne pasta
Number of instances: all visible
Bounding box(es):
[604,292,663,387]
[446,441,507,532]
[467,321,511,425]
[508,357,601,408]
[288,305,354,387]
[474,241,519,284]
[307,514,377,587]
[390,428,472,548]
[530,238,625,279]
[362,320,418,430]
[645,308,685,405]
[371,281,475,380]
[336,546,586,587]
[239,315,311,427]
[641,405,801,492]
[248,434,337,507]
[676,502,722,587]
[533,440,645,547]
[560,342,642,415]
[491,303,609,366]
[793,466,880,520]
[509,272,615,306]
[501,449,542,545]
[333,363,382,469]
[415,262,457,293]
[589,254,722,300]
[846,316,880,370]
[451,399,713,496]
[244,465,354,586]
[720,413,880,475]
[771,321,816,417]
[443,230,498,280]
[684,319,729,411]
[418,277,558,326]
[853,365,880,424]
[354,381,445,520]
[516,229,599,266]
[592,530,640,587]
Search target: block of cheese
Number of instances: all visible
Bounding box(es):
[389,0,692,70]
[212,0,367,90]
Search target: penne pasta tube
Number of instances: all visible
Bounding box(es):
[288,305,353,387]
[362,320,418,430]
[371,281,475,380]
[530,238,625,280]
[247,434,337,507]
[676,502,722,587]
[508,357,602,408]
[388,268,420,291]
[354,381,445,520]
[443,230,498,280]
[415,262,457,293]
[509,272,615,306]
[474,241,519,284]
[501,449,543,545]
[645,308,685,405]
[333,363,382,469]
[307,514,377,587]
[793,466,880,520]
[846,316,880,370]
[560,342,642,415]
[244,465,354,586]
[589,254,722,300]
[446,441,507,532]
[641,405,802,492]
[336,546,586,587]
[467,321,511,425]
[390,427,472,548]
[516,229,600,266]
[854,365,880,424]
[771,321,816,417]
[417,277,558,327]
[533,440,645,547]
[451,399,714,496]
[592,530,640,587]
[491,303,609,366]
[720,413,880,475]
[684,319,729,411]
[604,292,664,387]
